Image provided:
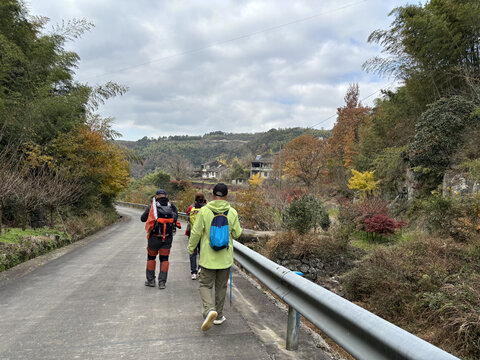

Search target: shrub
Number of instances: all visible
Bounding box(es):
[262,231,346,260]
[170,180,191,192]
[282,194,330,234]
[342,236,480,359]
[364,214,406,241]
[338,197,389,233]
[63,208,118,241]
[236,187,279,231]
[174,186,201,213]
[417,192,480,242]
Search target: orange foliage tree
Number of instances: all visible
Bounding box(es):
[326,84,370,169]
[277,134,326,188]
[50,125,130,204]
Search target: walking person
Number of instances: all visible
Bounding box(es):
[186,193,207,280]
[141,189,180,289]
[188,183,242,331]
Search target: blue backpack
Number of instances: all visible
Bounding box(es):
[209,209,230,251]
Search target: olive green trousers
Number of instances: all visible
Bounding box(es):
[198,267,230,318]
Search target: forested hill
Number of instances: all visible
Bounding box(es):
[117,128,330,178]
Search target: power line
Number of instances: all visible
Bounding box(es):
[86,0,369,80]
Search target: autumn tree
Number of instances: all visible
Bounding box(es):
[248,173,265,188]
[348,169,380,201]
[326,84,370,169]
[48,125,130,208]
[278,134,326,188]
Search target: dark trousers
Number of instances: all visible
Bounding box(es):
[146,235,172,284]
[189,243,200,274]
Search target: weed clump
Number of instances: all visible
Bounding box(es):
[342,235,480,359]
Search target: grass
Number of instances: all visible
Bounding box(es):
[327,207,340,219]
[0,228,67,244]
[350,230,402,252]
[342,234,480,359]
[0,207,119,273]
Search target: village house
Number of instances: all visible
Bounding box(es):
[250,154,275,179]
[200,160,229,179]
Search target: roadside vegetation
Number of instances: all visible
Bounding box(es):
[0,1,130,269]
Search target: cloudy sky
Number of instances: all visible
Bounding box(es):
[27,0,410,141]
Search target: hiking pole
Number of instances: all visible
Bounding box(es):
[229,267,233,306]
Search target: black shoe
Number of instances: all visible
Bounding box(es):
[158,282,166,289]
[145,279,155,287]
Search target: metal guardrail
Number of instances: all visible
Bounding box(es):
[233,240,459,360]
[114,201,189,220]
[116,200,459,359]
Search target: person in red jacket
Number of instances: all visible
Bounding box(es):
[141,189,179,289]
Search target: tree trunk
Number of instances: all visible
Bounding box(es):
[0,205,3,236]
[21,207,27,231]
[49,206,55,228]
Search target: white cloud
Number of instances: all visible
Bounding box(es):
[27,0,410,140]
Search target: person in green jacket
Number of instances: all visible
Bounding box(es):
[187,182,242,332]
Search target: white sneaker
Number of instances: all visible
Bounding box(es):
[191,273,197,280]
[213,316,226,325]
[201,310,217,331]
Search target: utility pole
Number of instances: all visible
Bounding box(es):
[279,144,282,190]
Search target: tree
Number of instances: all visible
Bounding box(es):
[49,125,130,207]
[230,158,249,180]
[348,169,380,201]
[0,141,23,234]
[279,134,326,188]
[0,1,94,146]
[364,0,480,105]
[38,171,83,228]
[408,96,477,188]
[248,173,264,188]
[326,84,371,170]
[164,154,193,180]
[282,194,330,234]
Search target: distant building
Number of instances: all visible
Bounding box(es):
[200,160,229,179]
[250,154,274,179]
[231,178,248,185]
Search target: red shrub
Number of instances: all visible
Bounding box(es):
[364,214,406,237]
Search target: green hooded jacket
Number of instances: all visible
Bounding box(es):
[187,199,242,269]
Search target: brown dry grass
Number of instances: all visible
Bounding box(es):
[261,230,347,260]
[342,234,480,359]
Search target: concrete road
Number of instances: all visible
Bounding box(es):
[0,206,332,360]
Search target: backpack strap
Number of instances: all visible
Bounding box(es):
[156,218,174,240]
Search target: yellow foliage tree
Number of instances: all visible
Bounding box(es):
[248,173,264,188]
[348,169,380,201]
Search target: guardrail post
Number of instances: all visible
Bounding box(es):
[286,271,303,351]
[286,305,300,350]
